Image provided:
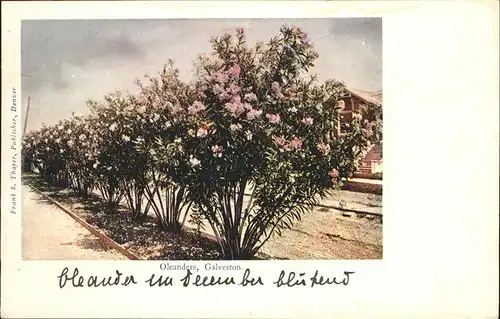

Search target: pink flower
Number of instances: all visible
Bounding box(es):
[266,113,281,124]
[246,108,263,120]
[275,136,286,147]
[225,101,245,115]
[225,102,239,113]
[228,83,241,95]
[362,128,373,138]
[328,169,339,179]
[287,137,303,150]
[188,101,206,114]
[244,92,257,102]
[231,94,241,103]
[196,127,209,137]
[302,117,313,125]
[212,71,229,84]
[230,64,241,77]
[317,142,331,155]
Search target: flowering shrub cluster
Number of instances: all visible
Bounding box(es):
[22,25,382,259]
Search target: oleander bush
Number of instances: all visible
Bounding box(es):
[21,25,382,259]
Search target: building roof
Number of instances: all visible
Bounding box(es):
[346,88,382,106]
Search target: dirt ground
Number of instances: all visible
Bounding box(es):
[259,204,382,259]
[22,184,127,260]
[190,189,383,259]
[22,174,382,260]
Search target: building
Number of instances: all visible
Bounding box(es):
[339,88,383,179]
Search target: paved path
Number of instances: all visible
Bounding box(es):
[22,184,127,260]
[350,178,383,185]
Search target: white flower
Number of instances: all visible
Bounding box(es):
[67,140,74,147]
[188,129,195,137]
[244,92,258,102]
[135,137,145,144]
[60,149,64,154]
[288,106,298,113]
[211,145,223,157]
[245,130,253,141]
[149,149,156,156]
[122,135,130,142]
[79,134,86,141]
[165,122,172,128]
[316,104,323,112]
[138,105,147,113]
[152,113,160,122]
[55,138,61,143]
[174,137,182,143]
[337,100,345,110]
[230,124,242,131]
[317,142,331,155]
[107,166,112,171]
[67,129,72,135]
[109,123,118,131]
[189,155,201,167]
[93,163,98,169]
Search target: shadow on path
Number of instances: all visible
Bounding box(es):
[23,174,225,260]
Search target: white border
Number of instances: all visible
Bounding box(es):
[2,1,499,318]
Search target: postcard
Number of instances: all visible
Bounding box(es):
[2,1,498,318]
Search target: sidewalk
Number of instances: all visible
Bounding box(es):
[350,178,382,185]
[22,183,126,260]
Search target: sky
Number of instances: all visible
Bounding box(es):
[21,18,382,132]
